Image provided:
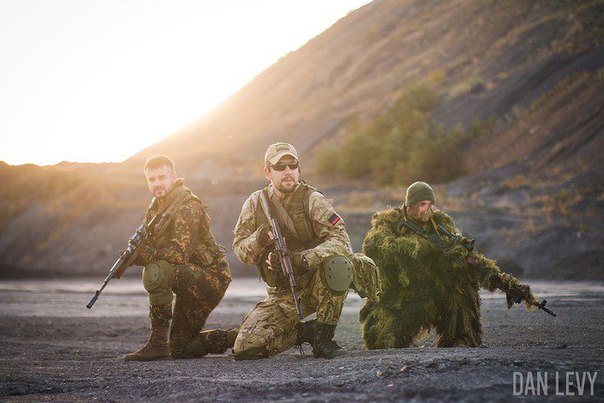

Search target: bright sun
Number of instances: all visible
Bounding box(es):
[0,0,371,166]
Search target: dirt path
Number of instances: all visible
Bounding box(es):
[0,280,602,401]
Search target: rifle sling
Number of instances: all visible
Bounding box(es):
[150,191,190,239]
[399,219,448,252]
[261,188,301,241]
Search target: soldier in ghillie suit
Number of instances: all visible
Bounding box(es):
[231,142,376,359]
[360,181,539,349]
[125,155,235,361]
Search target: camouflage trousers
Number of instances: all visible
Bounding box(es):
[232,268,348,359]
[145,258,231,357]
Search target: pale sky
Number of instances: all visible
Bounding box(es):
[0,0,371,166]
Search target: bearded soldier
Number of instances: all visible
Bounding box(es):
[125,155,234,361]
[360,181,539,349]
[231,142,362,359]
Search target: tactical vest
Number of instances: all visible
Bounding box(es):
[254,183,323,251]
[253,183,323,288]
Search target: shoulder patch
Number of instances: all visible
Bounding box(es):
[327,213,341,226]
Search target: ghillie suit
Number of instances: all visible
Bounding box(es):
[359,207,537,349]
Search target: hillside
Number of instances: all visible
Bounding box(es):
[129,0,604,173]
[1,0,603,279]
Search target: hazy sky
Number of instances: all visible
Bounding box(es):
[0,0,371,166]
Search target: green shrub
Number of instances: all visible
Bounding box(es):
[317,83,468,186]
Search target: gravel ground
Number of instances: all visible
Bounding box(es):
[0,279,602,402]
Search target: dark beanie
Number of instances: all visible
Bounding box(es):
[405,181,435,206]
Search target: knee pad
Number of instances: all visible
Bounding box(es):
[142,260,175,306]
[320,255,353,295]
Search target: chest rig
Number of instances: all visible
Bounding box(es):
[254,183,323,252]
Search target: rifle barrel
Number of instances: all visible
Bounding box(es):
[86,291,100,309]
[536,300,557,317]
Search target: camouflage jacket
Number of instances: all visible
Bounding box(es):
[233,183,352,275]
[136,179,226,268]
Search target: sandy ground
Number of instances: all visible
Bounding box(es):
[0,278,603,402]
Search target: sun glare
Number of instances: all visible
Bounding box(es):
[0,0,371,166]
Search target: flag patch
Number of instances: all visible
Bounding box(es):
[328,213,341,225]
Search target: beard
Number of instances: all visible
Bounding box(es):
[153,187,167,197]
[275,176,298,194]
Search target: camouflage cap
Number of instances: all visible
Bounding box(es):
[264,142,299,166]
[405,181,435,206]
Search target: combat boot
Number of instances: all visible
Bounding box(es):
[201,328,239,354]
[296,319,316,346]
[176,328,240,359]
[124,325,170,361]
[312,322,346,359]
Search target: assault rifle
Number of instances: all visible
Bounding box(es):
[258,192,304,319]
[397,219,556,317]
[86,198,161,309]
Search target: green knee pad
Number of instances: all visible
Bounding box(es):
[143,260,175,306]
[320,255,353,295]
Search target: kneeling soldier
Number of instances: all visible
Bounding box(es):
[231,143,357,359]
[125,155,235,360]
[360,181,540,349]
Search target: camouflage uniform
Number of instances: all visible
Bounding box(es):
[232,183,353,358]
[135,179,232,357]
[360,207,538,349]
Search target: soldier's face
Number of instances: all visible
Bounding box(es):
[145,165,177,198]
[408,200,434,222]
[263,156,300,196]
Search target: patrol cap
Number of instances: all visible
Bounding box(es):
[264,142,299,166]
[405,181,436,206]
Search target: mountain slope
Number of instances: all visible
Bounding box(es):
[1,0,603,278]
[129,0,604,174]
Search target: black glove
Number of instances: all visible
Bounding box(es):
[505,283,530,309]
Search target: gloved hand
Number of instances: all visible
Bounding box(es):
[505,283,532,309]
[266,251,308,281]
[256,224,273,247]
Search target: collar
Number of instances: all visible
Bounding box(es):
[157,178,186,207]
[267,183,300,207]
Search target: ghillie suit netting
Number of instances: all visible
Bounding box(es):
[360,208,537,349]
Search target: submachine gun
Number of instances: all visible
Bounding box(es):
[86,198,162,309]
[397,219,556,317]
[258,192,304,319]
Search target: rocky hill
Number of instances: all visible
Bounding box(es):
[1,0,603,279]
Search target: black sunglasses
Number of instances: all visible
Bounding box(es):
[270,161,299,171]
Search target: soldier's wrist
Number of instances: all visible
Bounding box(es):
[293,252,309,272]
